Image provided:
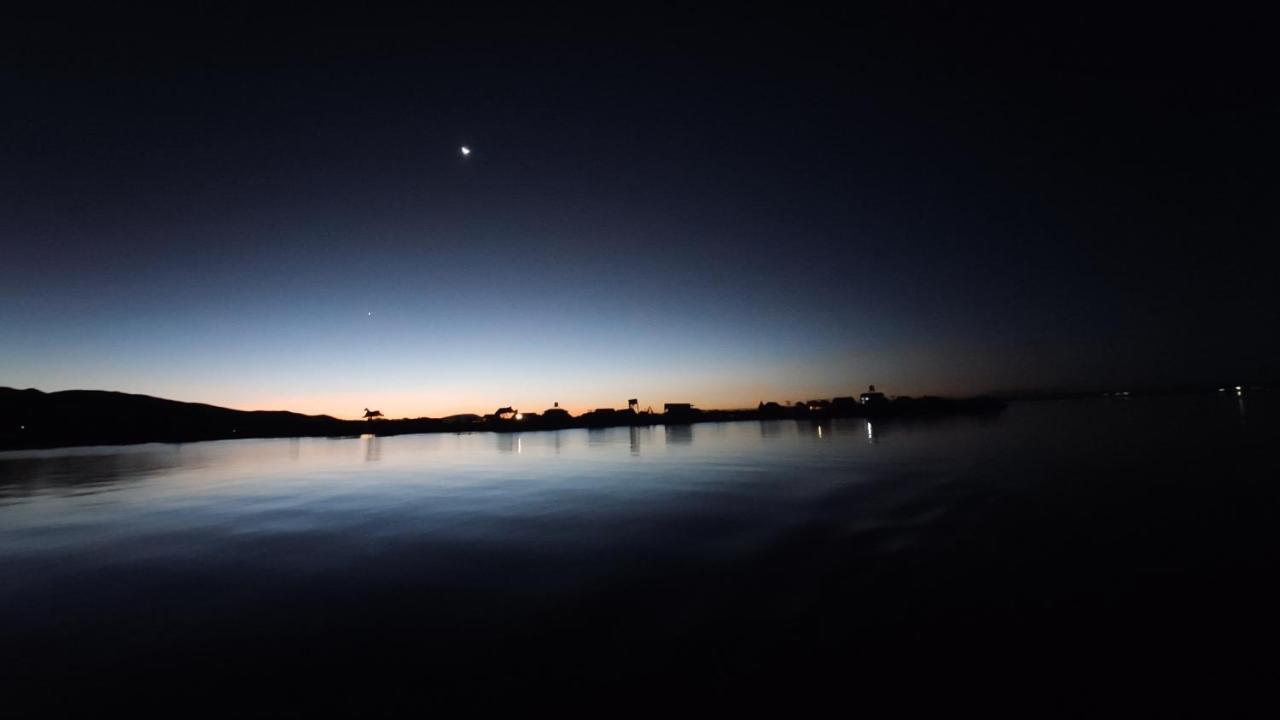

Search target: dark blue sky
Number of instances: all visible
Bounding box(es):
[2,7,1275,417]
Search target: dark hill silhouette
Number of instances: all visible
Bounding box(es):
[0,388,352,449]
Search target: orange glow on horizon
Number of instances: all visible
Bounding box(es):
[216,384,806,420]
[132,369,963,421]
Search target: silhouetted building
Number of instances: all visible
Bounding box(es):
[543,403,571,421]
[663,403,693,413]
[832,396,857,412]
[860,385,888,406]
[758,401,786,417]
[581,406,627,427]
[805,400,830,412]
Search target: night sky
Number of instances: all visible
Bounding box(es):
[2,7,1275,417]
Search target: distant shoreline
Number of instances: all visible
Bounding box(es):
[1,388,1009,451]
[6,384,1269,452]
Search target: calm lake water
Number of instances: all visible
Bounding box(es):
[2,395,1278,714]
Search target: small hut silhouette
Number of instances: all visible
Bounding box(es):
[363,408,384,421]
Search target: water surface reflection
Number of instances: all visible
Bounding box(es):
[1,395,1277,713]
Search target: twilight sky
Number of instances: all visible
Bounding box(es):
[2,7,1275,418]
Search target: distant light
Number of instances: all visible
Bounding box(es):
[515,413,524,420]
[367,312,373,316]
[460,146,471,156]
[1236,386,1243,392]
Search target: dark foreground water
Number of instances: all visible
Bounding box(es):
[2,395,1278,715]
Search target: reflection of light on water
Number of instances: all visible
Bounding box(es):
[865,421,876,443]
[517,437,522,454]
[817,425,823,439]
[361,433,381,462]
